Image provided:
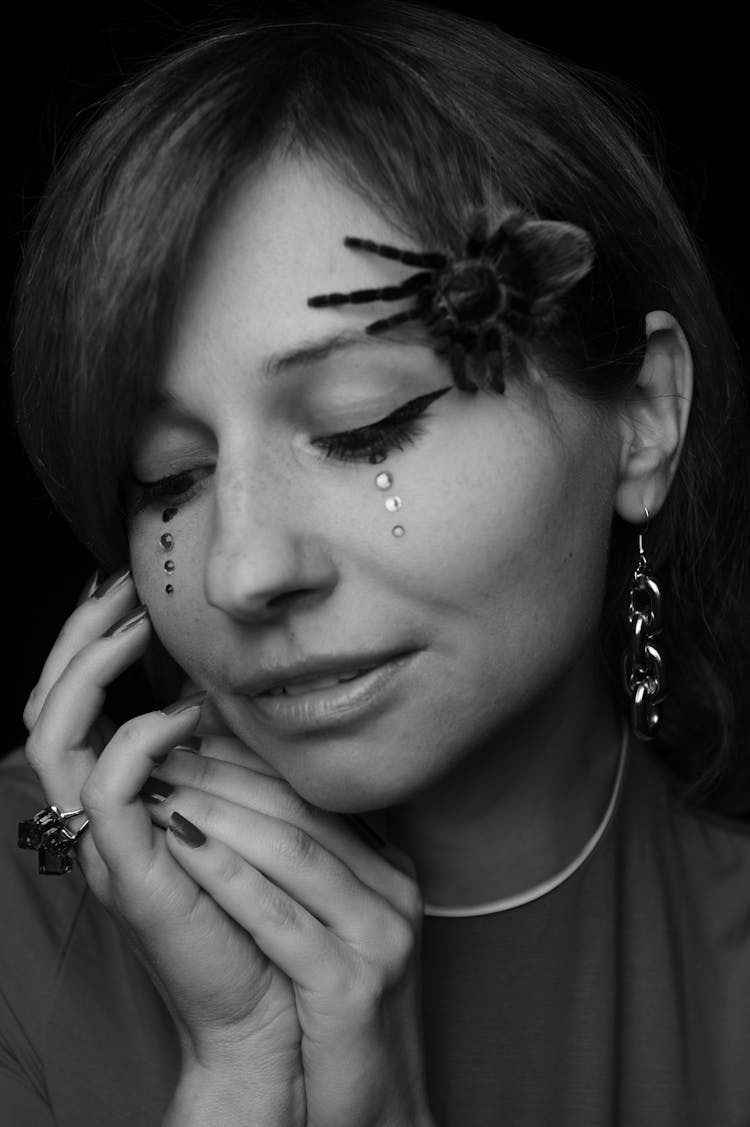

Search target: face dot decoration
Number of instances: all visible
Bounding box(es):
[374,471,405,538]
[160,511,177,594]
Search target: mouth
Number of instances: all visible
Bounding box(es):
[263,664,383,697]
[246,651,418,734]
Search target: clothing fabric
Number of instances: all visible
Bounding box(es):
[1,743,749,1127]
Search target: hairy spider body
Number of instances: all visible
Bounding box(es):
[308,210,594,394]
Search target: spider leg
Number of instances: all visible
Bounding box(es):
[365,309,421,334]
[344,237,446,270]
[307,271,434,309]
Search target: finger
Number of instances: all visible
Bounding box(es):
[150,753,416,915]
[25,607,151,812]
[24,566,137,730]
[79,695,207,906]
[75,568,101,607]
[166,815,352,994]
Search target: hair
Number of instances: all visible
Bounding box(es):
[12,1,750,812]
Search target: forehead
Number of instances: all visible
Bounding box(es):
[167,156,421,373]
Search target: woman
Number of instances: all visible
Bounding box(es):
[3,4,749,1125]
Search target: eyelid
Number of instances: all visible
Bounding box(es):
[311,386,453,442]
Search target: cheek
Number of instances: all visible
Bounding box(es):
[398,406,616,637]
[129,513,208,672]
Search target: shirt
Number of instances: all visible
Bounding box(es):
[1,744,749,1126]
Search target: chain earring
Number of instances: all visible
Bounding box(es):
[622,506,665,740]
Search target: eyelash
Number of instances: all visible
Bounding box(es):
[128,386,452,512]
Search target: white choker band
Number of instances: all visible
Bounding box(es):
[423,727,629,918]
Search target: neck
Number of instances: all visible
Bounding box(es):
[384,655,622,908]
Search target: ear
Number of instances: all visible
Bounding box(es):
[614,310,693,524]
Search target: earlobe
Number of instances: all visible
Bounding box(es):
[615,310,693,524]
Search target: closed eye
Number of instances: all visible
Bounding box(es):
[311,386,452,463]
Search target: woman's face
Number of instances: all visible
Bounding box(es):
[128,157,620,811]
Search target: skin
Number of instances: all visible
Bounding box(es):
[127,156,627,900]
[23,155,692,1124]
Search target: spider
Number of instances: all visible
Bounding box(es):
[307,210,594,394]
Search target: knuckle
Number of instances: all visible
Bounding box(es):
[371,908,417,971]
[398,876,424,923]
[274,823,318,868]
[23,731,46,773]
[274,780,314,825]
[259,882,299,931]
[79,775,107,817]
[214,847,246,887]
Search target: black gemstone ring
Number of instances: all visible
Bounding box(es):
[18,804,89,875]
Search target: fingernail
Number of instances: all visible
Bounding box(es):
[77,569,101,606]
[160,691,208,717]
[93,565,132,599]
[347,814,388,850]
[139,777,174,804]
[172,735,203,753]
[168,811,206,847]
[103,605,149,637]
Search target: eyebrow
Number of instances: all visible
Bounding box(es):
[148,328,431,411]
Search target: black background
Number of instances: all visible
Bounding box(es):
[5,1,748,753]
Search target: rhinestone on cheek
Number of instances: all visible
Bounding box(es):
[165,584,175,595]
[385,496,402,512]
[162,507,178,523]
[375,472,393,490]
[160,533,174,550]
[164,560,175,573]
[391,525,405,538]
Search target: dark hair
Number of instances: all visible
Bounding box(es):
[12,2,750,810]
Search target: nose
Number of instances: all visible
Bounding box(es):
[204,466,338,622]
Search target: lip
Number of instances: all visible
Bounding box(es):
[246,651,417,733]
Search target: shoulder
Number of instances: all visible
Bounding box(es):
[627,743,750,967]
[0,750,90,1043]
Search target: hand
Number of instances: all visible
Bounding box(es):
[141,741,434,1127]
[23,570,306,1126]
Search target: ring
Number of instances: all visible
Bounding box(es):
[17,805,90,875]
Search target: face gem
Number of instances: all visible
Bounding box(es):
[162,507,179,522]
[160,533,174,550]
[391,525,405,538]
[164,560,176,573]
[385,496,402,512]
[165,584,175,595]
[375,472,393,490]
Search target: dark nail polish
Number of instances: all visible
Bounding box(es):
[77,569,101,606]
[93,565,132,599]
[347,814,388,849]
[160,691,208,717]
[139,777,174,804]
[168,811,206,847]
[103,605,148,637]
[172,735,203,753]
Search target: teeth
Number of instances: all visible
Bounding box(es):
[265,666,377,697]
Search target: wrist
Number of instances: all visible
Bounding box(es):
[163,1061,305,1127]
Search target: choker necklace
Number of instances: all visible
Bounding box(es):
[423,726,629,918]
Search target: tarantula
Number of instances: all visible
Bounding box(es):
[308,210,595,393]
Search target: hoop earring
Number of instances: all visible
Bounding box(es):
[622,507,666,740]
